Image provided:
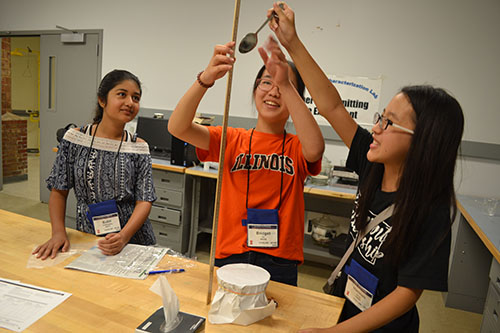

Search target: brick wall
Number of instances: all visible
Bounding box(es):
[1,38,11,115]
[2,38,28,182]
[2,115,28,182]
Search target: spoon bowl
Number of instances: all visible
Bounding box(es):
[239,33,258,53]
[238,4,284,54]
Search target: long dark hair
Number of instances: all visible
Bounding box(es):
[252,61,306,100]
[93,69,142,123]
[355,85,464,265]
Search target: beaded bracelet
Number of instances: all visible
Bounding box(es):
[197,71,214,89]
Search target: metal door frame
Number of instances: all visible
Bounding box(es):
[0,29,102,198]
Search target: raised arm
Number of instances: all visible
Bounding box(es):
[269,2,358,148]
[168,42,235,150]
[258,36,324,162]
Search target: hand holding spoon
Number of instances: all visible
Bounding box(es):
[238,3,284,54]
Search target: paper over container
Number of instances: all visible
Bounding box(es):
[208,263,276,325]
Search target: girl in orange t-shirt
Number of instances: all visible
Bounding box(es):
[169,37,324,286]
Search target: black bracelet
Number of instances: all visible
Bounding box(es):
[197,71,214,89]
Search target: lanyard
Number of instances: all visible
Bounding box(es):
[84,122,125,202]
[245,128,286,210]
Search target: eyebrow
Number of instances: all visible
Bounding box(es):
[382,108,399,121]
[116,88,141,96]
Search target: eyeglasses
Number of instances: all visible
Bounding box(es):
[256,78,278,92]
[373,112,414,134]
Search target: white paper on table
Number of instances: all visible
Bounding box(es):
[27,242,96,269]
[0,278,71,332]
[209,291,276,326]
[64,244,167,279]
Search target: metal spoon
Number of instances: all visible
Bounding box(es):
[238,4,284,54]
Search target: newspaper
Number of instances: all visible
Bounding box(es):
[65,244,167,279]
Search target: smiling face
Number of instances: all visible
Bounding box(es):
[253,68,299,126]
[367,92,416,168]
[99,79,141,124]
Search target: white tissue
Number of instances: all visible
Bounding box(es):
[150,276,181,331]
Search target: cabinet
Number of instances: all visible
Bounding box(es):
[481,259,500,332]
[150,169,192,253]
[303,190,354,266]
[445,195,500,327]
[444,212,491,313]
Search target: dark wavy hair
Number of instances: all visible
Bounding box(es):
[93,69,142,123]
[354,85,464,265]
[252,61,306,100]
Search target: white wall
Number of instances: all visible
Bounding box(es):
[1,0,499,198]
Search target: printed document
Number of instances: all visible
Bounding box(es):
[65,244,167,279]
[0,278,71,332]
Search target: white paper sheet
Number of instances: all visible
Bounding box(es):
[64,244,167,279]
[0,278,71,332]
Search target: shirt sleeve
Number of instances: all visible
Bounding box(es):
[196,126,224,162]
[134,152,157,203]
[46,137,74,191]
[306,158,322,176]
[397,206,451,291]
[346,125,373,178]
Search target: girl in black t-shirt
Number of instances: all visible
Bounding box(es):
[268,2,464,332]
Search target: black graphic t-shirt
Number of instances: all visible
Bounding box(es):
[333,126,451,332]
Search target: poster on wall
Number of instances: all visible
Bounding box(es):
[305,74,382,129]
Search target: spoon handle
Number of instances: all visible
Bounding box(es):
[254,4,284,35]
[255,15,273,34]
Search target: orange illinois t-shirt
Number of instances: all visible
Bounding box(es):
[196,127,321,262]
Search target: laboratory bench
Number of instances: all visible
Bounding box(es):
[0,209,344,332]
[445,194,500,332]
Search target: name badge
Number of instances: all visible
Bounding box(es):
[344,259,379,311]
[247,224,278,248]
[92,212,121,236]
[86,199,121,236]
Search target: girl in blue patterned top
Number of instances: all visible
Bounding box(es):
[34,70,157,259]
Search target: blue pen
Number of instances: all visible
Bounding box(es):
[148,268,185,275]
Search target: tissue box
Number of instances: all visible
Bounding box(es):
[135,308,205,333]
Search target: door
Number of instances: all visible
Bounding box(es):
[0,37,3,191]
[39,33,101,218]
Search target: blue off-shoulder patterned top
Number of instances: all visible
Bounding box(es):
[46,125,157,245]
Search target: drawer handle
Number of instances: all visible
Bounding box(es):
[493,309,498,321]
[161,179,170,183]
[158,215,167,220]
[496,277,500,289]
[160,197,169,201]
[159,232,168,237]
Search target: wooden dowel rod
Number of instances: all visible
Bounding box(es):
[206,0,241,305]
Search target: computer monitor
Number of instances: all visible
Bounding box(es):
[135,116,171,159]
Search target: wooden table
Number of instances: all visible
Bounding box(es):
[0,209,344,332]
